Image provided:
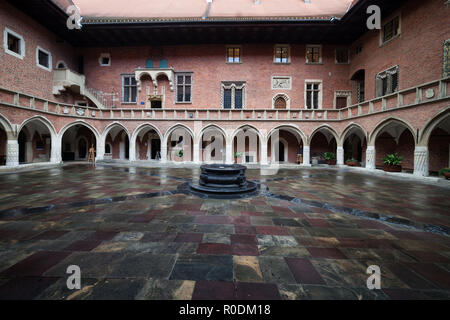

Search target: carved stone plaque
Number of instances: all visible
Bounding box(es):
[271,76,292,90]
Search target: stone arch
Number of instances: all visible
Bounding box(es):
[59,121,101,142]
[341,123,368,164]
[102,122,130,141]
[131,123,163,161]
[268,124,306,146]
[368,117,416,146]
[309,125,339,164]
[102,122,130,160]
[419,108,450,146]
[19,116,57,140]
[199,124,227,163]
[0,113,15,140]
[370,117,416,170]
[232,125,264,164]
[18,116,57,164]
[164,124,194,162]
[55,60,67,69]
[419,108,450,173]
[59,121,100,161]
[340,123,367,145]
[267,125,306,164]
[308,125,339,145]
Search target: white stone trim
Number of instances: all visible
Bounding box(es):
[272,93,290,109]
[36,46,52,72]
[98,53,111,66]
[221,81,246,109]
[273,44,291,64]
[379,13,402,47]
[55,60,67,69]
[3,27,25,60]
[304,79,323,109]
[225,45,242,64]
[306,44,322,64]
[271,76,292,90]
[333,90,352,109]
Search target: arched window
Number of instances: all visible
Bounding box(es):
[274,97,286,109]
[56,61,67,69]
[145,59,154,68]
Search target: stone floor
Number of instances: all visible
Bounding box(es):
[0,163,449,300]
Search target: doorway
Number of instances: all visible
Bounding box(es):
[151,139,161,159]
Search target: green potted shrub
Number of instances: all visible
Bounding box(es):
[234,151,243,163]
[383,153,402,172]
[438,168,450,180]
[323,152,336,165]
[177,149,184,160]
[346,158,361,167]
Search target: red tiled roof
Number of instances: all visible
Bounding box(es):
[61,0,356,21]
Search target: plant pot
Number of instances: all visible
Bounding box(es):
[326,160,336,165]
[383,164,402,172]
[443,171,450,180]
[346,161,361,167]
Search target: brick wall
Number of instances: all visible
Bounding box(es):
[349,0,450,103]
[0,1,77,102]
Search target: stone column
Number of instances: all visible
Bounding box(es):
[413,146,429,177]
[302,145,311,166]
[160,141,167,163]
[128,139,136,161]
[6,140,19,167]
[225,140,233,164]
[337,146,344,166]
[25,141,33,163]
[193,142,200,164]
[365,146,375,169]
[260,142,268,165]
[50,136,61,163]
[96,140,105,161]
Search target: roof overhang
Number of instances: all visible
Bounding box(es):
[6,0,406,46]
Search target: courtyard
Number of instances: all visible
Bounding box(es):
[0,163,449,300]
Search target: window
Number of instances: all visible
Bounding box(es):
[306,45,322,64]
[274,45,290,64]
[443,39,450,78]
[375,66,399,97]
[122,75,137,103]
[176,73,192,103]
[355,45,363,55]
[227,47,241,63]
[334,91,351,109]
[4,28,25,59]
[305,80,322,109]
[36,47,52,71]
[221,81,246,109]
[335,48,349,64]
[99,53,111,66]
[382,16,400,44]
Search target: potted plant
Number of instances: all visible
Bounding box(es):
[346,158,361,167]
[438,168,450,180]
[323,152,336,165]
[177,149,184,161]
[383,153,402,172]
[234,151,243,163]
